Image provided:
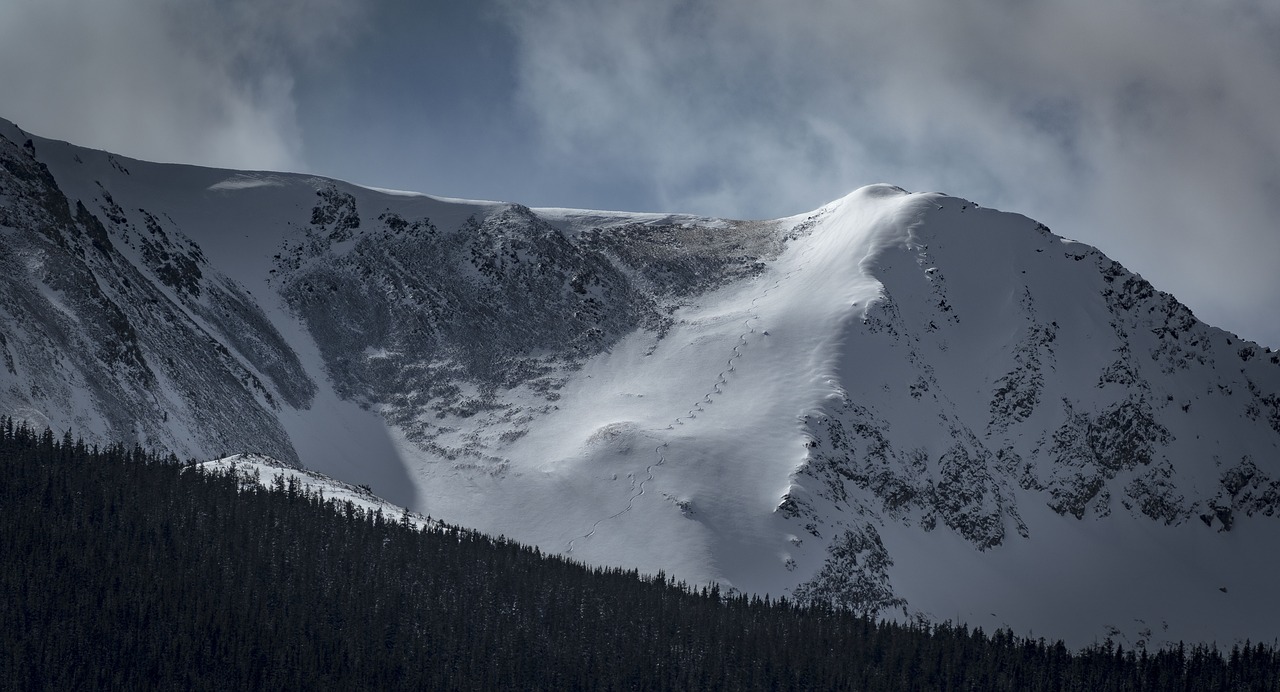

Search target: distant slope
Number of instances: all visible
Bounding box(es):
[3,117,1279,646]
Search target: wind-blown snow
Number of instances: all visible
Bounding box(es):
[207,174,288,191]
[454,185,912,588]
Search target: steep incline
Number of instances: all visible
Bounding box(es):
[0,121,304,463]
[782,192,1280,646]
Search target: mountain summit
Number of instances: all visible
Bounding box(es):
[2,118,1278,646]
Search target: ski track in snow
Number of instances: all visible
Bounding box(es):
[566,251,813,554]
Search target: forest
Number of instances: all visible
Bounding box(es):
[1,417,1277,690]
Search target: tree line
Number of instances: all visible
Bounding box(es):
[1,417,1277,690]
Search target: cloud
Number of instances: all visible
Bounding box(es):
[0,0,366,172]
[500,0,1280,346]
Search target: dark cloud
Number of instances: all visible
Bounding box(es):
[0,0,366,171]
[500,0,1280,346]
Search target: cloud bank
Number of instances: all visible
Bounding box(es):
[501,0,1280,346]
[0,0,365,172]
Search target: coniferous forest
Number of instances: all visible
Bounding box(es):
[2,418,1278,690]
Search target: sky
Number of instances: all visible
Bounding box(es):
[1,0,1277,347]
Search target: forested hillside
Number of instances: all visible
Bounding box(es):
[1,419,1276,690]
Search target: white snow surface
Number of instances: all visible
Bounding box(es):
[6,120,1280,649]
[451,186,908,586]
[196,453,435,530]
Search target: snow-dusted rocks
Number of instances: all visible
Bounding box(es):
[195,453,436,530]
[0,123,304,464]
[3,119,1280,647]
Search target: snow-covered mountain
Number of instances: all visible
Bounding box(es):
[3,117,1279,647]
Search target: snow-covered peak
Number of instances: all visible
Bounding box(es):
[4,118,1280,648]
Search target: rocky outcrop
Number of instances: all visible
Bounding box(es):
[790,395,1023,551]
[1046,396,1172,519]
[1202,457,1280,531]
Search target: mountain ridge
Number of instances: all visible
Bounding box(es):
[2,116,1278,647]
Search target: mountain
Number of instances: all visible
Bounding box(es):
[2,117,1278,647]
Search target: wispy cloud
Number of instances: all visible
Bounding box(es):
[0,0,366,172]
[501,0,1280,345]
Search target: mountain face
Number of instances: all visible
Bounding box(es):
[0,123,309,464]
[3,118,1279,647]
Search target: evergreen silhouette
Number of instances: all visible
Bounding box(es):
[1,418,1277,690]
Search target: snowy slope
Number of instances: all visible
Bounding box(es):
[195,453,436,531]
[3,117,1280,647]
